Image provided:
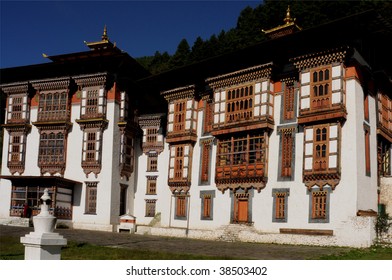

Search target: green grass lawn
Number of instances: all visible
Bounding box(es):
[0,236,233,260]
[1,235,391,260]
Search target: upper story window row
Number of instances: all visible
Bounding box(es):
[80,87,107,120]
[161,85,198,143]
[206,64,274,135]
[2,83,31,125]
[292,47,349,124]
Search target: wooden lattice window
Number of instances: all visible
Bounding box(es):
[174,146,184,179]
[85,182,98,214]
[176,195,187,218]
[226,85,253,123]
[145,199,156,217]
[365,127,371,176]
[314,127,328,171]
[146,177,157,195]
[120,133,134,169]
[283,84,295,120]
[174,101,186,132]
[202,195,212,219]
[82,130,101,164]
[311,67,331,110]
[204,101,213,134]
[38,132,65,164]
[200,142,211,183]
[281,132,293,177]
[80,87,106,119]
[147,154,158,171]
[38,92,68,121]
[8,134,24,164]
[7,95,24,122]
[119,184,128,216]
[364,94,369,122]
[275,193,286,219]
[311,190,327,219]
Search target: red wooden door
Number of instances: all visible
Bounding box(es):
[237,199,248,223]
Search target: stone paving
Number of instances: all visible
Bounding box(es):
[0,225,351,260]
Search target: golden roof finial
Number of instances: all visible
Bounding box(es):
[102,25,108,41]
[284,5,294,25]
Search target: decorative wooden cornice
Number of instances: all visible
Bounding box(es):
[0,82,29,95]
[215,177,267,194]
[138,113,166,128]
[169,181,190,194]
[165,132,198,144]
[277,125,297,135]
[81,162,102,178]
[73,72,108,87]
[303,173,341,190]
[212,118,274,137]
[206,63,273,90]
[76,118,108,130]
[2,123,31,134]
[161,85,196,102]
[298,107,347,125]
[290,46,350,71]
[33,121,73,132]
[31,77,71,91]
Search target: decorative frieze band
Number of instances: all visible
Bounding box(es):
[0,82,29,95]
[291,46,350,71]
[161,85,196,102]
[73,73,108,87]
[138,113,166,128]
[31,77,71,91]
[206,63,273,90]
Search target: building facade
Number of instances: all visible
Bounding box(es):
[1,10,391,247]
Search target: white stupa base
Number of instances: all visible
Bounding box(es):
[21,232,67,260]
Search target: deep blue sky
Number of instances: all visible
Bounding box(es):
[0,1,261,68]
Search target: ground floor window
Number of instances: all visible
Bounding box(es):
[145,199,156,217]
[85,182,98,214]
[120,184,128,216]
[200,191,215,220]
[309,187,330,223]
[272,188,289,222]
[10,184,73,219]
[175,195,187,220]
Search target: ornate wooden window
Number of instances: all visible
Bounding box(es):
[200,141,212,183]
[364,94,369,122]
[216,134,265,180]
[281,132,293,177]
[364,126,371,176]
[314,127,329,171]
[145,199,156,217]
[119,91,129,122]
[378,140,391,176]
[203,101,213,134]
[283,83,295,120]
[311,190,328,220]
[80,87,106,119]
[310,68,331,110]
[169,144,192,184]
[120,132,134,178]
[38,91,68,121]
[272,189,289,222]
[175,195,187,219]
[7,95,27,123]
[38,132,65,166]
[7,131,27,174]
[378,92,392,135]
[174,100,186,132]
[200,191,215,220]
[146,176,157,195]
[81,129,103,176]
[85,182,98,214]
[226,85,253,123]
[147,154,158,172]
[146,128,158,143]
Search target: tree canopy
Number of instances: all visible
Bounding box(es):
[136,0,392,75]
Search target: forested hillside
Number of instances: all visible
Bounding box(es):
[136,0,392,75]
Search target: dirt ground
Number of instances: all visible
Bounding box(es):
[0,225,352,260]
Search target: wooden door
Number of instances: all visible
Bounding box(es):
[237,199,248,223]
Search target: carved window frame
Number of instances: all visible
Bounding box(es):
[272,188,289,223]
[225,84,254,123]
[175,194,187,220]
[38,91,69,122]
[147,153,158,172]
[80,86,106,119]
[173,100,186,132]
[146,176,157,195]
[85,182,98,215]
[308,186,330,223]
[145,199,156,217]
[200,190,215,220]
[310,67,332,110]
[38,131,66,166]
